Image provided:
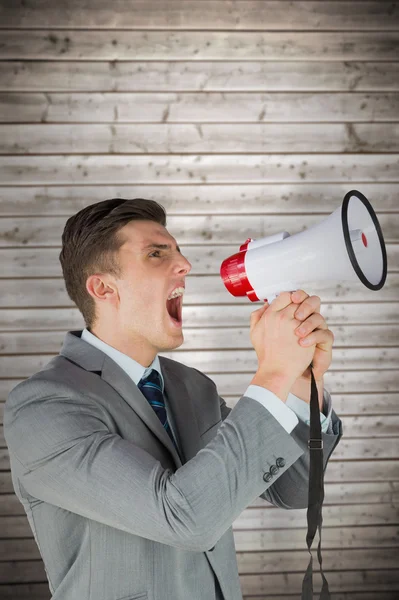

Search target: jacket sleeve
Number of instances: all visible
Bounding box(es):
[4,381,307,553]
[219,393,343,509]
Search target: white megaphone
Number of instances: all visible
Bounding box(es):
[220,190,388,303]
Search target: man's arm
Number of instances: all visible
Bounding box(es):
[5,377,308,553]
[218,385,343,509]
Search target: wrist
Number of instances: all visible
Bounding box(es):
[290,374,324,410]
[250,371,294,403]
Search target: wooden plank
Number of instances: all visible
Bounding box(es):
[212,370,399,396]
[1,183,398,216]
[0,302,398,330]
[234,504,399,530]
[0,1,397,30]
[0,560,46,584]
[2,92,399,124]
[1,61,398,93]
[234,525,399,552]
[237,548,399,572]
[2,123,399,154]
[0,323,398,354]
[0,275,397,308]
[0,211,396,248]
[1,154,398,185]
[1,31,399,61]
[0,213,396,249]
[240,570,399,595]
[2,347,399,378]
[0,244,397,278]
[0,583,50,600]
[227,393,399,417]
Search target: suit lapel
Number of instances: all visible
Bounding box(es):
[100,356,184,467]
[160,357,203,464]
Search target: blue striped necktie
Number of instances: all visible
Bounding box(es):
[138,369,179,455]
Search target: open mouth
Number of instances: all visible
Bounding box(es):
[166,295,183,324]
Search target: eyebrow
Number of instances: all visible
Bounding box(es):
[142,243,181,253]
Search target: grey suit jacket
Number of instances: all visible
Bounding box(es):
[4,330,343,600]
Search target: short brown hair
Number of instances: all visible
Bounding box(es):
[59,198,167,330]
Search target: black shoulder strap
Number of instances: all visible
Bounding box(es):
[301,366,331,599]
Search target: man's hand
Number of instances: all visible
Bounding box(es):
[290,289,334,381]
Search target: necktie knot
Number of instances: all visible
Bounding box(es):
[139,369,163,393]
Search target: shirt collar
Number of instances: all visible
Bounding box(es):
[81,328,164,392]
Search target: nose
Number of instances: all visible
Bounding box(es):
[175,253,192,275]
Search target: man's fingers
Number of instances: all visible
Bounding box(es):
[295,313,328,335]
[294,294,321,319]
[299,329,334,347]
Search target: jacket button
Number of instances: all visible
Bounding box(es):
[276,457,286,468]
[270,464,279,476]
[263,472,273,482]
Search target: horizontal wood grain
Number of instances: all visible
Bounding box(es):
[239,570,399,595]
[0,213,395,248]
[2,122,399,154]
[1,31,399,61]
[1,92,399,124]
[1,61,398,92]
[1,154,398,184]
[1,183,398,215]
[234,525,399,552]
[234,503,399,530]
[211,370,399,396]
[0,2,397,30]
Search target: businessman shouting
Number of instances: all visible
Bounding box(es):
[4,198,342,600]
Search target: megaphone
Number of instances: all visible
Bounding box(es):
[220,190,388,303]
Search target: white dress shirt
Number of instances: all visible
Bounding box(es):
[80,328,333,455]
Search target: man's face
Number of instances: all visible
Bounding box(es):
[93,219,192,360]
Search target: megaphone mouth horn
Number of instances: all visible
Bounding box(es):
[342,189,387,291]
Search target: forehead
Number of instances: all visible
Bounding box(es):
[120,220,176,248]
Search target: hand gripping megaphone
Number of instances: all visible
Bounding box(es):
[219,189,388,600]
[220,189,387,304]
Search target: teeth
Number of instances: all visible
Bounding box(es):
[167,287,185,300]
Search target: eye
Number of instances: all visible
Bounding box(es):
[149,250,162,258]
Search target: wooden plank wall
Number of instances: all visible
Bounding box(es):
[0,1,398,598]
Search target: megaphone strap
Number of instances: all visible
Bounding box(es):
[301,367,331,599]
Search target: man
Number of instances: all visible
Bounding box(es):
[4,198,342,600]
